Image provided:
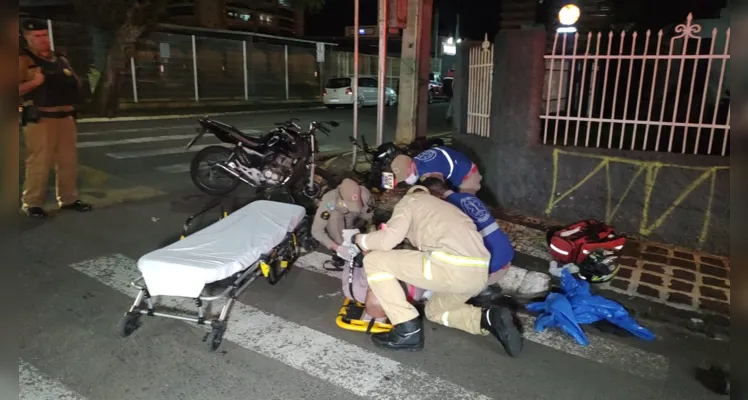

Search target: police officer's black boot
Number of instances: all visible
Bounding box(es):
[371,318,424,351]
[60,200,92,212]
[23,206,47,219]
[481,306,523,357]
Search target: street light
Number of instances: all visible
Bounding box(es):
[557,4,580,33]
[442,37,456,55]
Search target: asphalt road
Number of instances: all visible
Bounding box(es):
[14,102,729,399]
[14,193,728,400]
[70,103,452,196]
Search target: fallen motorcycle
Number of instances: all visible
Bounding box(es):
[187,117,336,199]
[348,135,444,191]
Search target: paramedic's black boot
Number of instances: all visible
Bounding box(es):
[371,318,424,351]
[481,306,523,357]
[467,285,503,307]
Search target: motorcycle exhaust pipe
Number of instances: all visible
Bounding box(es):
[216,163,254,186]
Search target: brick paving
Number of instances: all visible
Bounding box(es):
[611,242,731,320]
[494,209,731,326]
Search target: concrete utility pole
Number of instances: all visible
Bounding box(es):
[394,0,433,144]
[376,0,388,146]
[351,0,360,169]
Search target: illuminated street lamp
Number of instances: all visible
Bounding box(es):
[442,36,456,55]
[557,4,580,33]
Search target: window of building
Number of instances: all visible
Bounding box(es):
[259,14,274,24]
[227,10,251,21]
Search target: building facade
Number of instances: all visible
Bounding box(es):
[169,0,305,36]
[20,0,305,37]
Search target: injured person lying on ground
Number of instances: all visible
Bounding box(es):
[347,185,524,356]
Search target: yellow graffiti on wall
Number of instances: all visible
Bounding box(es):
[545,149,729,245]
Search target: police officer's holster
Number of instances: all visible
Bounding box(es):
[363,249,489,335]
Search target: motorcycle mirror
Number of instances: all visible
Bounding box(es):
[328,120,340,127]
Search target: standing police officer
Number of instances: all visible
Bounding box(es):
[19,19,92,218]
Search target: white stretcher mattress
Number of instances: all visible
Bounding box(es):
[138,200,307,298]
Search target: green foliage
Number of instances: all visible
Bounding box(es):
[71,0,167,33]
[286,0,327,13]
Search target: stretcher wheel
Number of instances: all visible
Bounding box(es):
[206,321,226,351]
[118,312,140,338]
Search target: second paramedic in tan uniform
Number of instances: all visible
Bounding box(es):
[353,186,523,356]
[312,179,374,267]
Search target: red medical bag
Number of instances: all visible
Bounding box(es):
[546,219,627,265]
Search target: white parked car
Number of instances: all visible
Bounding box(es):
[322,76,397,109]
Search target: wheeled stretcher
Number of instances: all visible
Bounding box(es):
[117,199,312,351]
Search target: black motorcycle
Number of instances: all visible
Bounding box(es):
[187,117,337,199]
[348,135,445,191]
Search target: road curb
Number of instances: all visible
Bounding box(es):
[77,106,327,124]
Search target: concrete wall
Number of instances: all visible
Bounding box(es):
[451,29,730,255]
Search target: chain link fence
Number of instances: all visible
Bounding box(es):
[46,20,442,104]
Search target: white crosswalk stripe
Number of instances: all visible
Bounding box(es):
[70,254,493,400]
[105,143,231,159]
[19,360,88,400]
[18,251,672,398]
[292,251,670,381]
[76,125,346,175]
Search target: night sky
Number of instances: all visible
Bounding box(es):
[304,0,502,40]
[303,0,728,40]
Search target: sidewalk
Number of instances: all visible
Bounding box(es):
[76,98,324,122]
[323,145,730,338]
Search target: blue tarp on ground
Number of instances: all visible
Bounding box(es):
[526,270,656,346]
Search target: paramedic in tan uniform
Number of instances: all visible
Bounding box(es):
[312,178,374,267]
[353,185,523,356]
[19,19,92,218]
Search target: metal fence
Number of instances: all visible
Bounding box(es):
[466,36,494,137]
[540,14,731,156]
[324,51,442,94]
[45,20,442,104]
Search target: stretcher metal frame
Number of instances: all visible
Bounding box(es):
[117,199,309,351]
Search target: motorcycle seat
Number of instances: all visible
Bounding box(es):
[221,124,265,148]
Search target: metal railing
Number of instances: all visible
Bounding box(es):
[467,36,494,137]
[540,14,731,156]
[43,20,442,105]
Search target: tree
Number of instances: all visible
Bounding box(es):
[72,0,166,117]
[74,0,327,117]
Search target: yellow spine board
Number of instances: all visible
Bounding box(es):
[335,298,393,334]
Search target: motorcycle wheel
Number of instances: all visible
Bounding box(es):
[190,146,241,196]
[304,168,332,199]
